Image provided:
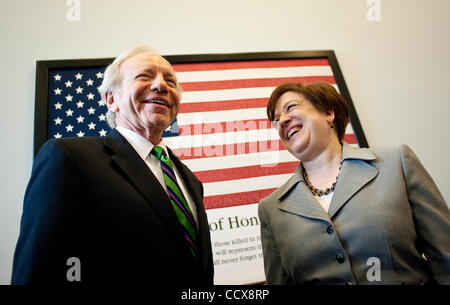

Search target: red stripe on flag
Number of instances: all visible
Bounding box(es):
[343,134,357,144]
[173,58,330,72]
[173,140,285,160]
[195,161,298,183]
[204,188,277,210]
[179,118,271,136]
[180,76,336,92]
[179,98,267,113]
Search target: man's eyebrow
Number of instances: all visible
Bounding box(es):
[164,72,177,78]
[133,68,173,78]
[139,67,155,73]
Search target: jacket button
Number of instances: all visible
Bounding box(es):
[327,226,334,234]
[336,253,345,263]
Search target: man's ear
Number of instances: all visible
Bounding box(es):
[105,91,119,112]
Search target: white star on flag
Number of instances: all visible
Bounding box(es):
[99,129,107,137]
[49,68,112,141]
[54,133,62,138]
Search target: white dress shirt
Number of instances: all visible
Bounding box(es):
[314,191,334,213]
[116,126,198,226]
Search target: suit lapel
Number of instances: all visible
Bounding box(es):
[277,144,379,221]
[104,129,186,246]
[328,143,378,218]
[277,163,330,221]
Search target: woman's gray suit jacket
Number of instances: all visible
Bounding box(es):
[258,143,450,284]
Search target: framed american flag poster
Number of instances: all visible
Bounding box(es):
[34,50,367,285]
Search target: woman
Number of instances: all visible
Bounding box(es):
[258,82,450,285]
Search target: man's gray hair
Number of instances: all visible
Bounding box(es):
[98,45,181,129]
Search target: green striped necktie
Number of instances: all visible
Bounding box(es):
[152,146,198,258]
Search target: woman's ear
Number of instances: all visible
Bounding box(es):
[326,109,335,124]
[105,91,119,112]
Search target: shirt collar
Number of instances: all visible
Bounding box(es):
[116,126,168,160]
[276,142,376,200]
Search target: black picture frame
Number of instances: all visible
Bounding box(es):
[34,50,368,157]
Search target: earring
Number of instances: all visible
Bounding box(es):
[330,123,334,129]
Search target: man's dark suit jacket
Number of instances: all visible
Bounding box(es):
[11,129,214,285]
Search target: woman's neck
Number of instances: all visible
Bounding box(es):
[302,140,343,190]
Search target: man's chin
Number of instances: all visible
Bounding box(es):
[146,119,173,132]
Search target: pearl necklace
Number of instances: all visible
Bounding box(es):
[303,161,343,197]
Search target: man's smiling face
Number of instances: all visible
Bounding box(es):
[108,53,181,138]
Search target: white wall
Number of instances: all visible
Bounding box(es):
[1,0,449,284]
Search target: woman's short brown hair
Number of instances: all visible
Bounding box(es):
[267,82,350,142]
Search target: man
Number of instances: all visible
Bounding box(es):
[11,45,214,285]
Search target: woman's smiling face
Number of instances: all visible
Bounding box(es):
[273,91,335,161]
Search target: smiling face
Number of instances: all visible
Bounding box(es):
[273,91,336,161]
[106,53,180,142]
